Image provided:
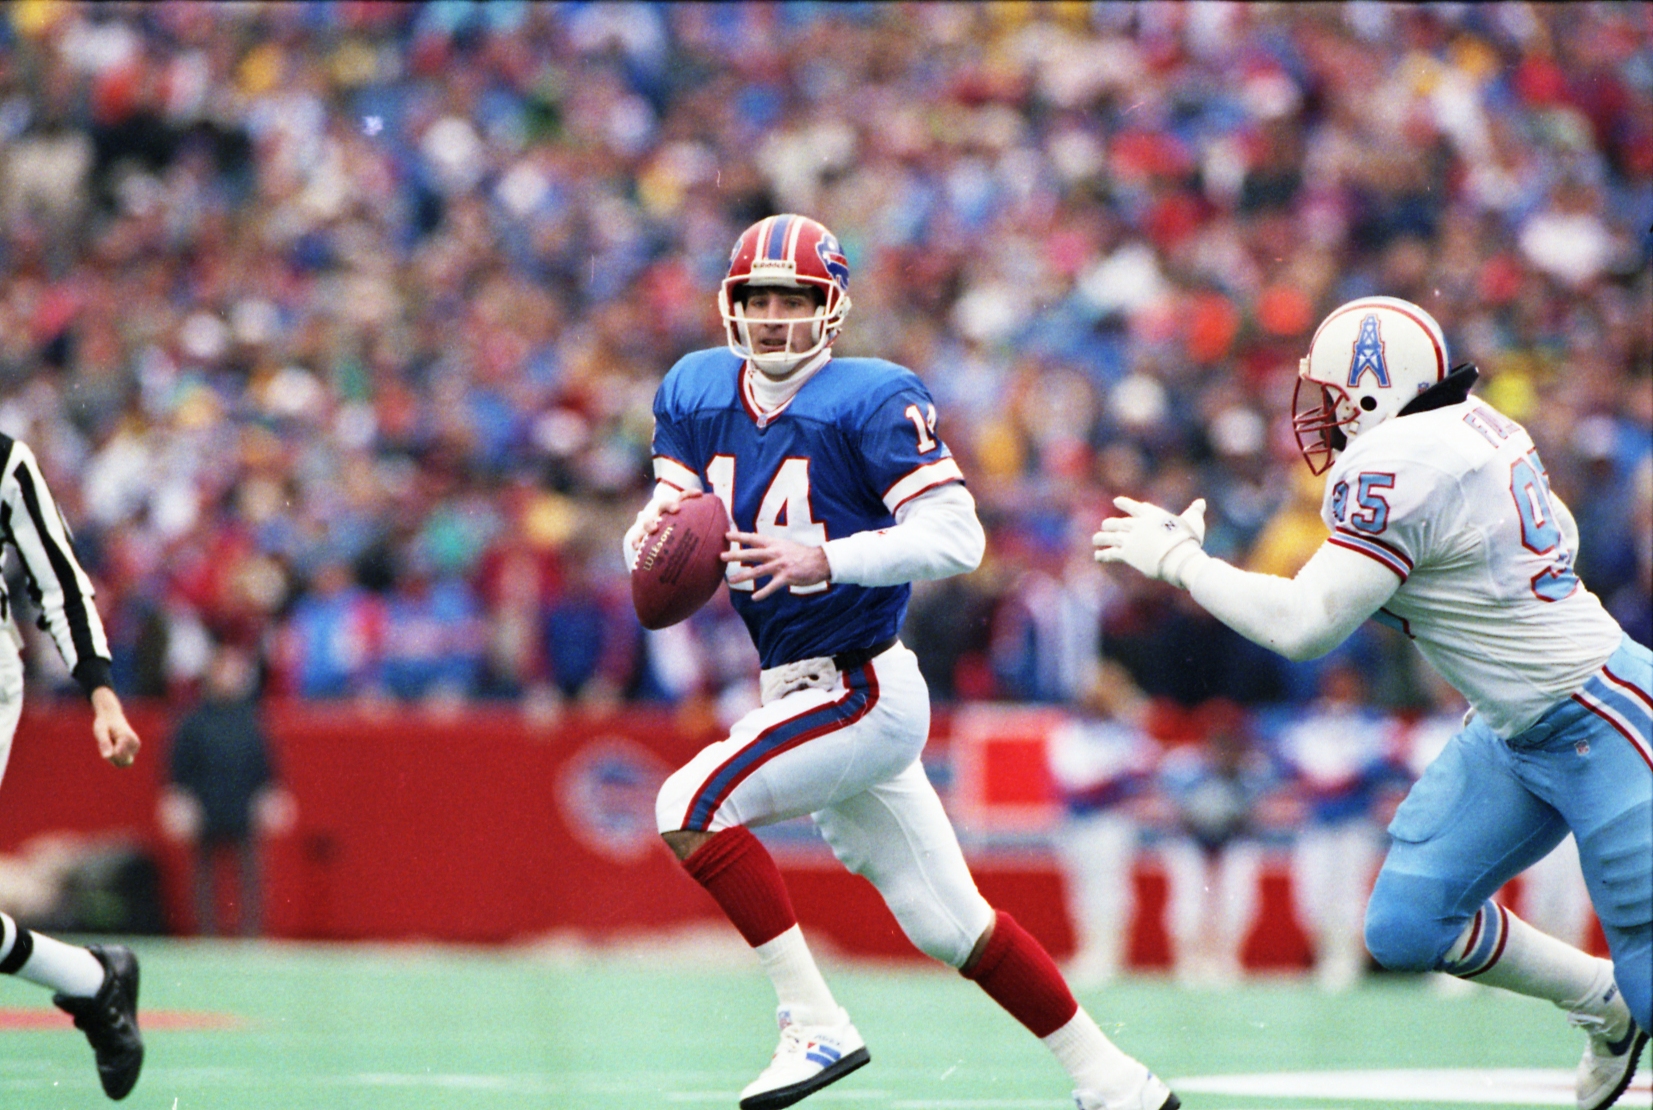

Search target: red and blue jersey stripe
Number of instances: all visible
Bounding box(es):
[1329,526,1413,581]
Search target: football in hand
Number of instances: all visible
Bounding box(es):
[631,492,730,630]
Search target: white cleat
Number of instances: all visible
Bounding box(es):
[1571,987,1648,1110]
[1074,1071,1181,1110]
[739,1006,869,1110]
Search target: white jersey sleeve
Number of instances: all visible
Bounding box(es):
[1184,542,1397,662]
[1320,399,1622,736]
[821,481,984,587]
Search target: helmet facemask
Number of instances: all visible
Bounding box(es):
[1291,369,1354,476]
[720,279,846,377]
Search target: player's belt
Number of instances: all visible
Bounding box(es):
[832,637,898,673]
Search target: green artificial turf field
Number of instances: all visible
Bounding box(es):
[0,938,1645,1109]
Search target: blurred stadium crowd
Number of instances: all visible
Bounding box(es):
[0,2,1647,724]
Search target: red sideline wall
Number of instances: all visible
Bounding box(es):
[0,701,1581,966]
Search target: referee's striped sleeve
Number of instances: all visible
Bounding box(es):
[0,435,113,697]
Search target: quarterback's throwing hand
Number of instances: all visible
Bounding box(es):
[622,486,686,571]
[723,531,830,601]
[1094,496,1209,589]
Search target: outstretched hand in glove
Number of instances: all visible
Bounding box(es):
[1093,496,1209,589]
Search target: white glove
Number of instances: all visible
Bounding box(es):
[622,485,685,571]
[1093,496,1209,589]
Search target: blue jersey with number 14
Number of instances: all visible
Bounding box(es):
[650,348,964,669]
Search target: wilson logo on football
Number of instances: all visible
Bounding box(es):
[641,524,675,572]
[642,525,704,586]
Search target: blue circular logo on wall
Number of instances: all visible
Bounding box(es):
[557,738,672,862]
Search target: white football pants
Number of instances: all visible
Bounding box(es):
[656,641,994,967]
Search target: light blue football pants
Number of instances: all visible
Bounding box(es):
[1365,636,1652,1028]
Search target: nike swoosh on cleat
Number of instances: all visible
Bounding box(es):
[1604,1026,1640,1057]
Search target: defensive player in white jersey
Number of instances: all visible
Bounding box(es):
[0,433,144,1100]
[626,215,1178,1110]
[1094,296,1649,1110]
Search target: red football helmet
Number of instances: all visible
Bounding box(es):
[719,214,851,374]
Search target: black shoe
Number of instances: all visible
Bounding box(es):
[53,944,144,1100]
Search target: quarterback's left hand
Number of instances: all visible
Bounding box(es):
[723,531,830,601]
[1094,496,1209,589]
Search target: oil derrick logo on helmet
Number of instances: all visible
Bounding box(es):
[1347,314,1392,389]
[1293,296,1448,474]
[719,214,852,374]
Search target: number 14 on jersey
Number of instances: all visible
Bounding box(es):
[706,455,828,595]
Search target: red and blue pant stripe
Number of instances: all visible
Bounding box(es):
[1572,659,1653,772]
[681,664,880,832]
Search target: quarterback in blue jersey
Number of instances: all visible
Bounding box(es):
[626,215,1178,1110]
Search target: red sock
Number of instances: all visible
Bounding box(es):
[681,827,798,948]
[961,910,1080,1038]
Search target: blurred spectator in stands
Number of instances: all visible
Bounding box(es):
[377,545,485,704]
[1149,700,1284,987]
[1603,456,1652,649]
[901,572,996,703]
[473,528,563,700]
[1568,414,1648,609]
[1274,660,1411,991]
[539,534,639,714]
[273,560,381,700]
[159,644,294,936]
[1198,404,1287,564]
[0,2,1640,717]
[1101,581,1289,708]
[1047,661,1160,988]
[990,518,1109,704]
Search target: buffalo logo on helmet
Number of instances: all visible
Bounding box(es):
[815,231,849,293]
[1347,314,1392,389]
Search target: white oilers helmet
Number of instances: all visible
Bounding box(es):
[1292,296,1449,474]
[719,214,851,376]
